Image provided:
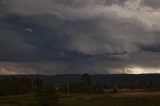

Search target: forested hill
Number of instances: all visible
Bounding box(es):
[0,74,160,87]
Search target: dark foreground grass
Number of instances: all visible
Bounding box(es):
[59,94,160,106]
[0,93,160,106]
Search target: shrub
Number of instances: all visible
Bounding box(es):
[36,85,58,106]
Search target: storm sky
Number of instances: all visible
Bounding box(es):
[0,0,160,75]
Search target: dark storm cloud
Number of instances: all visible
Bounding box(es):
[142,0,160,9]
[0,0,160,74]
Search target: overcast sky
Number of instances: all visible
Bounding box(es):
[0,0,160,75]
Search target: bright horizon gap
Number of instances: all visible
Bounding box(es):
[0,66,160,75]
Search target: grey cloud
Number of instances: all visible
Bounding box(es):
[0,61,67,75]
[0,0,160,74]
[0,22,34,57]
[142,0,160,9]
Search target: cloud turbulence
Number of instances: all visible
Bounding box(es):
[0,0,160,74]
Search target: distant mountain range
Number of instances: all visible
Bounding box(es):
[0,74,160,87]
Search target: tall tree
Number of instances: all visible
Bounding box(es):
[34,79,44,91]
[81,73,93,93]
[81,73,92,86]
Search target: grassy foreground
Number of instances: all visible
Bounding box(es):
[0,91,160,106]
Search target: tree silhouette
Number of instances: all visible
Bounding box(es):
[34,79,44,91]
[81,73,93,93]
[81,73,92,86]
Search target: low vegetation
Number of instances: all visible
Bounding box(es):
[0,92,160,106]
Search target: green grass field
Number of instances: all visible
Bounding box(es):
[0,90,160,106]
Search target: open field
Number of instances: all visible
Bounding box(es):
[0,90,160,106]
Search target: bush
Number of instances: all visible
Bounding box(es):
[36,85,58,106]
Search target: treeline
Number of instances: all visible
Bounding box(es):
[0,73,160,106]
[0,73,160,96]
[0,73,105,96]
[60,73,160,94]
[0,77,43,96]
[0,77,58,106]
[60,73,105,93]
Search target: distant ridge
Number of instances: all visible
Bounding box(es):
[0,74,160,87]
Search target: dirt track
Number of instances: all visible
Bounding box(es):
[113,91,160,98]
